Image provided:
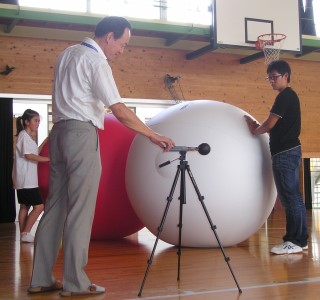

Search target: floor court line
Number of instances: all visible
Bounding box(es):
[130,277,320,300]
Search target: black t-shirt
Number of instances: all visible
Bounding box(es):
[269,87,301,156]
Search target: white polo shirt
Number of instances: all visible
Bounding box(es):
[52,37,123,129]
[12,130,39,189]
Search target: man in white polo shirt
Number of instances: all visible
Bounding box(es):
[29,16,174,297]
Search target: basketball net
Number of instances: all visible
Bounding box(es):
[256,33,286,65]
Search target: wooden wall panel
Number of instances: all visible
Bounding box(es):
[1,35,320,157]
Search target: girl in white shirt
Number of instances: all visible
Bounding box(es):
[12,109,50,243]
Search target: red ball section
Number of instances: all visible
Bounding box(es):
[38,114,144,239]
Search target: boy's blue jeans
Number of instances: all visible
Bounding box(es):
[272,146,308,247]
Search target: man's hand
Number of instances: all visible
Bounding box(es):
[244,115,259,135]
[149,133,175,152]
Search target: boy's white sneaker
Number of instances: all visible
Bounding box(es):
[270,241,303,255]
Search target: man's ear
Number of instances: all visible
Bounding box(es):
[105,32,114,44]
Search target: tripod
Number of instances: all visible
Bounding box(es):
[138,151,242,296]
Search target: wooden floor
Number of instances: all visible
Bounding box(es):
[1,209,320,300]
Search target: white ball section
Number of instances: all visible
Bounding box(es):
[125,100,276,247]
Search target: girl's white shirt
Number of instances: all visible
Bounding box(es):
[12,130,39,189]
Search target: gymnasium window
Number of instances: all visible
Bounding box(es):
[18,0,212,25]
[313,1,320,35]
[17,0,320,36]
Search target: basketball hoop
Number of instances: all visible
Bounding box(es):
[256,33,286,65]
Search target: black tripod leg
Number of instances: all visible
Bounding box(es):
[186,165,242,293]
[177,161,187,281]
[138,167,181,297]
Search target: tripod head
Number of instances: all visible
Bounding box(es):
[169,143,211,155]
[159,143,211,168]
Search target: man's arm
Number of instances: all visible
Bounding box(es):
[244,113,280,135]
[109,102,174,151]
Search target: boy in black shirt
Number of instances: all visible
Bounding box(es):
[244,60,308,255]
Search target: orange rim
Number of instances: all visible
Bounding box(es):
[256,33,286,50]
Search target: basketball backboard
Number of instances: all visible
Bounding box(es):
[214,0,302,53]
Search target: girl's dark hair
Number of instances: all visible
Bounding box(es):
[94,16,132,39]
[267,60,291,83]
[15,109,39,136]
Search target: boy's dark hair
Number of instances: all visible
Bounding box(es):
[267,60,291,83]
[94,16,132,39]
[16,109,39,136]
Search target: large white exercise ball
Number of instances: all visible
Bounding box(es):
[125,100,276,247]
